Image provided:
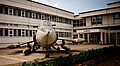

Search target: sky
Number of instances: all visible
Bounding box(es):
[32,0,120,15]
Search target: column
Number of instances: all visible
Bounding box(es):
[104,31,107,44]
[100,32,103,44]
[83,34,85,39]
[78,33,80,38]
[108,28,110,44]
[87,33,90,43]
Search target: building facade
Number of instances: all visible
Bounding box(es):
[0,0,74,44]
[73,1,120,44]
[0,0,119,44]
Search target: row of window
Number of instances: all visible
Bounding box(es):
[0,28,36,37]
[0,4,72,24]
[0,28,72,37]
[56,32,72,37]
[73,19,86,27]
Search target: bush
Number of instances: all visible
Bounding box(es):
[22,46,120,66]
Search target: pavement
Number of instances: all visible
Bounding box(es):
[0,44,113,66]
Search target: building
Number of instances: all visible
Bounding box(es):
[0,0,74,44]
[73,1,120,44]
[0,0,120,44]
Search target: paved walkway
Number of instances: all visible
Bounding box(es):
[0,44,113,66]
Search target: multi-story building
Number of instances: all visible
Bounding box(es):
[0,0,119,44]
[73,1,120,44]
[0,0,74,44]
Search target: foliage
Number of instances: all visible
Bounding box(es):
[22,46,120,66]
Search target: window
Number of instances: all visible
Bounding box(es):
[0,5,3,14]
[5,29,8,36]
[18,9,21,16]
[21,10,25,17]
[14,8,18,16]
[0,28,3,36]
[4,7,8,14]
[33,30,36,36]
[8,8,13,15]
[91,15,102,25]
[14,29,17,36]
[26,30,29,37]
[73,18,86,27]
[18,29,21,36]
[30,30,32,36]
[9,29,13,36]
[114,13,120,19]
[41,13,45,20]
[22,29,25,37]
[25,11,30,18]
[32,12,36,19]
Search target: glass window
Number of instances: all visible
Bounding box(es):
[92,17,96,22]
[14,8,18,16]
[18,29,21,36]
[0,28,3,36]
[8,8,13,15]
[0,5,3,14]
[32,12,36,19]
[114,13,120,19]
[22,29,25,37]
[5,7,8,14]
[18,9,21,16]
[26,30,29,37]
[21,10,25,17]
[30,30,32,36]
[91,15,102,25]
[5,29,8,36]
[9,29,13,36]
[14,29,17,36]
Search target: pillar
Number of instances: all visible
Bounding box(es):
[83,34,85,39]
[78,33,80,38]
[87,34,89,43]
[100,32,103,44]
[104,31,107,44]
[108,28,110,44]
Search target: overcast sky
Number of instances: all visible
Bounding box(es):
[32,0,119,15]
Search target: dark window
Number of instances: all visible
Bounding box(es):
[5,29,8,36]
[0,5,3,14]
[14,29,17,36]
[14,8,18,16]
[18,29,21,36]
[18,9,21,16]
[0,28,3,36]
[30,30,32,36]
[91,15,102,25]
[114,13,120,19]
[26,30,29,37]
[4,7,8,14]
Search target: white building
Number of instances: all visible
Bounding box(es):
[0,0,120,44]
[0,0,74,44]
[73,1,120,44]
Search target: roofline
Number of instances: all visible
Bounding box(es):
[79,6,120,14]
[79,8,107,14]
[28,0,74,14]
[107,1,120,5]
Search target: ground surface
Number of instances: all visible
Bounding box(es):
[0,44,113,66]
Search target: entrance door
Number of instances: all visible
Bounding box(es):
[89,33,100,44]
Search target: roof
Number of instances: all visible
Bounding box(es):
[28,0,74,14]
[107,1,120,5]
[79,8,107,14]
[79,6,120,14]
